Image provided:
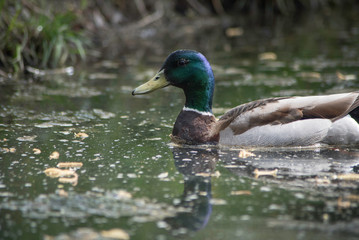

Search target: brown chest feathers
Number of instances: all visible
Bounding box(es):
[171,110,219,145]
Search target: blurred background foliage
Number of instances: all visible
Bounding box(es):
[0,0,357,77]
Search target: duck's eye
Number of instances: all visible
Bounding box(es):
[177,58,189,66]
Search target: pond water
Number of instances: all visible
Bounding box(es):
[1,15,359,240]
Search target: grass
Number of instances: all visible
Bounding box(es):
[0,0,87,76]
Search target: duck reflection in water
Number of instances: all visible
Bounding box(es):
[164,146,218,233]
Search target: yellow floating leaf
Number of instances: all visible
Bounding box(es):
[195,171,221,178]
[33,148,41,154]
[157,172,168,179]
[336,71,356,81]
[74,132,89,139]
[230,190,252,196]
[49,151,60,160]
[238,149,256,158]
[258,52,277,61]
[59,173,78,186]
[225,27,243,37]
[1,148,9,153]
[253,169,278,178]
[44,168,75,178]
[57,162,83,168]
[115,190,132,200]
[101,229,130,240]
[335,173,359,181]
[9,147,16,153]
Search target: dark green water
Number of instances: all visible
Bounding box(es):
[1,15,359,240]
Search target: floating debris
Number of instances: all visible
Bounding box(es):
[57,189,68,197]
[26,66,74,76]
[298,72,321,81]
[258,52,277,61]
[49,151,60,160]
[230,190,252,196]
[306,177,331,185]
[210,198,227,205]
[44,168,75,178]
[44,168,78,186]
[93,109,116,119]
[88,73,118,80]
[157,172,168,179]
[59,173,78,186]
[145,137,162,141]
[337,197,351,209]
[195,171,221,178]
[253,169,278,178]
[57,162,83,168]
[101,229,129,240]
[74,132,89,139]
[16,135,37,142]
[35,122,55,128]
[334,173,359,181]
[225,27,243,37]
[223,165,242,168]
[114,190,132,200]
[0,138,8,142]
[336,71,356,81]
[238,149,256,158]
[1,147,16,153]
[33,148,41,154]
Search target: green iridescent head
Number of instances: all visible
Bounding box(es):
[132,50,215,113]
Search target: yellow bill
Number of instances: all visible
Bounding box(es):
[132,69,169,95]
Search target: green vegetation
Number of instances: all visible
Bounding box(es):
[0,0,356,77]
[0,0,87,75]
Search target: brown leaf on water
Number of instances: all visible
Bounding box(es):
[157,172,168,179]
[253,169,278,178]
[238,149,256,158]
[44,168,75,178]
[57,162,83,168]
[225,27,243,37]
[195,171,221,178]
[74,132,89,139]
[115,190,132,200]
[336,71,356,81]
[230,190,252,196]
[334,173,359,181]
[57,189,68,197]
[16,135,37,142]
[258,52,277,61]
[44,167,78,186]
[2,147,16,153]
[49,151,60,160]
[33,148,41,154]
[101,229,130,240]
[59,173,78,186]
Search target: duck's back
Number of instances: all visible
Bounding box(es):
[217,92,359,147]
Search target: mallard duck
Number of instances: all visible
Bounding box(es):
[132,50,359,147]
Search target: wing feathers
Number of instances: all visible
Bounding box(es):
[215,92,359,136]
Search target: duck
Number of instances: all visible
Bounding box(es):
[132,50,359,147]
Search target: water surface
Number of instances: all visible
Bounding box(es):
[1,16,359,240]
